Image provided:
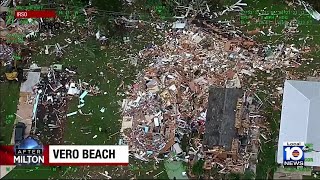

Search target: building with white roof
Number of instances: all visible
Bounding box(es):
[277,80,320,166]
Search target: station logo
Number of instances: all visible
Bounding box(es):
[14,136,44,165]
[283,142,304,166]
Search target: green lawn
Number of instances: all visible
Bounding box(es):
[0,82,20,145]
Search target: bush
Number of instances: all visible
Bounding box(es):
[192,159,205,176]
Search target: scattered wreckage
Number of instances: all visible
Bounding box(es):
[0,0,315,177]
[15,64,102,144]
[119,19,306,174]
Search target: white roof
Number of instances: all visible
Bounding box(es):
[277,80,320,166]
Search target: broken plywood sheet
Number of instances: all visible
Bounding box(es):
[121,116,133,132]
[20,72,40,93]
[160,122,176,153]
[160,138,175,153]
[226,74,241,88]
[148,85,160,93]
[145,115,154,124]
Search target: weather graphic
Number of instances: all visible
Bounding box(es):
[14,137,44,165]
[15,136,42,149]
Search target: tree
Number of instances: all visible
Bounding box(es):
[192,159,205,176]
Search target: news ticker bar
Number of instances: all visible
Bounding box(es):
[0,145,129,166]
[15,10,57,18]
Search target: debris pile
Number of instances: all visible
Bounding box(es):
[9,18,39,34]
[0,44,14,62]
[31,65,100,144]
[120,22,305,171]
[202,91,263,174]
[32,66,73,143]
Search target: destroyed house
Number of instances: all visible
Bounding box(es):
[202,87,243,170]
[203,87,243,151]
[277,80,320,167]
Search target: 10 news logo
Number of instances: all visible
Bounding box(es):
[283,142,304,166]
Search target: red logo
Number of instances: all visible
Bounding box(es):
[292,150,300,157]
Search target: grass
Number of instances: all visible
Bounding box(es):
[303,175,320,179]
[255,97,280,179]
[3,166,62,179]
[46,37,136,146]
[0,82,20,145]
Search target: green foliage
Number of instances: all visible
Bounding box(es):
[256,103,279,179]
[181,134,188,151]
[155,6,172,19]
[228,173,242,180]
[146,0,162,8]
[92,0,123,11]
[192,159,204,176]
[226,170,255,180]
[243,170,255,180]
[209,167,222,179]
[145,0,173,19]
